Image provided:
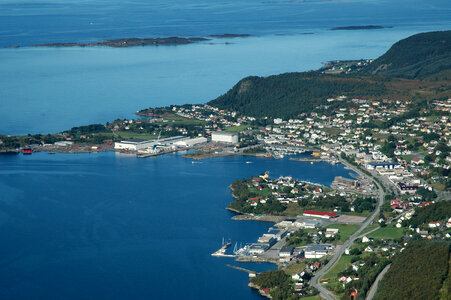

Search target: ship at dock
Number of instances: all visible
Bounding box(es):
[211,238,234,257]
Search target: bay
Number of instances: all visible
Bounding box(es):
[0,152,356,299]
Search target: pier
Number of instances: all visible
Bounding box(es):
[226,264,257,275]
[211,240,234,257]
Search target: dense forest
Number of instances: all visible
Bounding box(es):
[362,30,451,79]
[408,201,451,228]
[208,73,386,118]
[207,30,451,119]
[375,240,451,300]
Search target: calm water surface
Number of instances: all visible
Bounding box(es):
[0,153,356,299]
[0,29,444,135]
[1,1,450,299]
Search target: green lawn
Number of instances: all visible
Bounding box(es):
[283,203,305,217]
[359,223,379,236]
[156,112,207,125]
[301,296,323,300]
[224,125,249,132]
[322,255,353,282]
[116,131,157,140]
[284,261,306,275]
[367,225,405,240]
[326,224,360,243]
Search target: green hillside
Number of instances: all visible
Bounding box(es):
[207,30,451,118]
[208,73,386,118]
[362,30,451,79]
[375,240,451,300]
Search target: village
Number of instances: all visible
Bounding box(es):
[2,94,450,300]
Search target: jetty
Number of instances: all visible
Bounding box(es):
[226,264,257,275]
[211,239,234,257]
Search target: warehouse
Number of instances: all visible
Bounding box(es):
[304,244,333,259]
[211,131,238,144]
[114,139,156,151]
[174,137,207,147]
[303,210,339,220]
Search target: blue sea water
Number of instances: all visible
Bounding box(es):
[0,0,451,135]
[1,1,451,299]
[0,28,448,135]
[0,153,356,299]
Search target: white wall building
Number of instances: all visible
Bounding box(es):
[114,139,156,151]
[211,131,238,144]
[174,137,207,147]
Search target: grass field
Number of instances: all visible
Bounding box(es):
[283,203,304,217]
[359,223,379,236]
[224,125,249,132]
[284,261,306,275]
[157,112,207,125]
[326,224,360,243]
[322,254,353,294]
[116,131,157,140]
[322,255,354,282]
[301,296,323,300]
[368,225,405,240]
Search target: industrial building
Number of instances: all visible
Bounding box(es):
[303,210,339,220]
[304,244,333,259]
[174,137,207,147]
[115,136,194,152]
[279,246,294,257]
[248,243,271,255]
[114,139,156,151]
[332,176,360,189]
[211,131,238,144]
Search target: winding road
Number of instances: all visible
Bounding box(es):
[365,264,391,300]
[310,156,386,300]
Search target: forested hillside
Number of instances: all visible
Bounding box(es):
[362,30,451,79]
[208,73,387,118]
[208,31,451,119]
[375,240,451,300]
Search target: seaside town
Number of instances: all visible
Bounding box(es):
[2,93,450,299]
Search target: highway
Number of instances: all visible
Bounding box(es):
[310,156,386,300]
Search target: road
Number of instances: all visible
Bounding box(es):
[365,264,391,300]
[310,156,386,300]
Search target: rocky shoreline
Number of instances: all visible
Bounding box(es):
[7,34,254,48]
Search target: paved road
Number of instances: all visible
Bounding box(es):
[310,157,385,300]
[365,264,391,300]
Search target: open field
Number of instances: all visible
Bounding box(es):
[359,223,379,236]
[224,125,249,132]
[283,261,306,275]
[116,131,157,140]
[335,214,366,224]
[368,225,405,240]
[326,224,360,243]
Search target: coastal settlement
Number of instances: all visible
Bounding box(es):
[1,73,450,300]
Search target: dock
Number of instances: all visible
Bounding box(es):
[226,264,257,275]
[211,241,235,257]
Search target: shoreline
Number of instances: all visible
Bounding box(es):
[6,34,253,49]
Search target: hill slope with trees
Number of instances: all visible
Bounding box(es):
[375,240,451,300]
[362,30,451,79]
[208,31,451,119]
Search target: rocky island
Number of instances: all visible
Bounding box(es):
[15,36,210,48]
[331,25,386,30]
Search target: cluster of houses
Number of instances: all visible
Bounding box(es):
[135,98,448,203]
